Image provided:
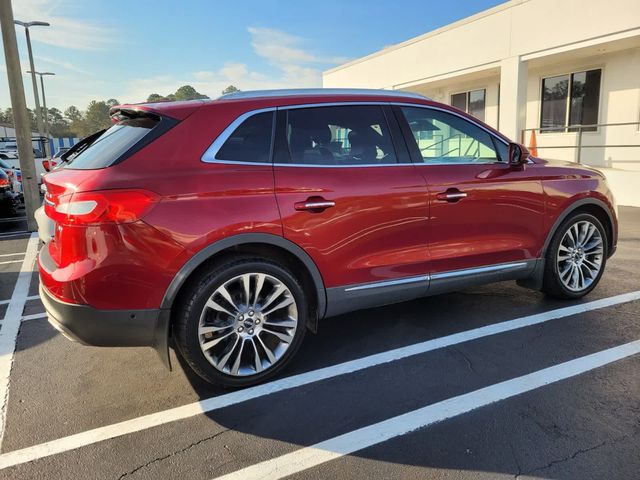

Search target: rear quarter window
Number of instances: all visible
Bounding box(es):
[65,117,159,170]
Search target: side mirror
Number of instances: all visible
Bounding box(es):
[508,142,530,167]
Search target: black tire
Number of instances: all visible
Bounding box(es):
[541,212,608,299]
[174,256,308,388]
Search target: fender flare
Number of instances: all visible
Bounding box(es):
[540,197,615,258]
[160,232,327,315]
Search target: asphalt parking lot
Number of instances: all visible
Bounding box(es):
[0,207,638,479]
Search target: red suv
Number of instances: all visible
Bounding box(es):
[38,89,617,387]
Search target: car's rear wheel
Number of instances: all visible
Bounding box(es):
[542,213,607,299]
[175,256,307,387]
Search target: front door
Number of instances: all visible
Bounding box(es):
[273,104,431,313]
[395,105,545,278]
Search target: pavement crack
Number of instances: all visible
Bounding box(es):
[519,438,620,477]
[117,428,230,480]
[452,347,478,375]
[509,441,522,478]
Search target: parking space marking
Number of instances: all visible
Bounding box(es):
[214,339,640,480]
[0,260,23,266]
[0,254,25,258]
[0,234,39,450]
[0,290,638,469]
[0,296,39,307]
[20,313,46,322]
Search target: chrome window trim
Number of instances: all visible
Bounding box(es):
[201,107,276,164]
[200,101,523,167]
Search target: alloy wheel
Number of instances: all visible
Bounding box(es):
[198,272,298,377]
[556,220,604,292]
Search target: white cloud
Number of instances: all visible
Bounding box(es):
[34,55,93,75]
[118,27,350,104]
[12,0,116,51]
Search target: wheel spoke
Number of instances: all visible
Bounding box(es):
[262,328,293,343]
[577,264,585,288]
[204,298,235,318]
[261,284,286,310]
[253,274,266,308]
[201,330,236,351]
[250,339,263,373]
[216,335,240,370]
[217,284,240,312]
[230,339,246,375]
[263,317,297,329]
[256,334,276,364]
[262,296,294,316]
[242,274,251,307]
[199,324,232,336]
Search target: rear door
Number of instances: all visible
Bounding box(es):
[273,104,431,315]
[394,105,545,280]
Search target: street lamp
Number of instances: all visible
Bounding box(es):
[14,20,50,156]
[27,71,55,155]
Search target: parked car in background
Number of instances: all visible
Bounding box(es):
[0,158,22,199]
[38,88,618,388]
[0,167,19,216]
[1,147,49,184]
[43,147,71,173]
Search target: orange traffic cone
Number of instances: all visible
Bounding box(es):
[528,130,538,157]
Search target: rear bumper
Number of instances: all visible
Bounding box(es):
[39,283,165,348]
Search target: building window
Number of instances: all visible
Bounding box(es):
[540,69,601,132]
[450,89,486,122]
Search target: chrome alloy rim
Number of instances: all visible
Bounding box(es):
[198,273,298,377]
[557,220,604,292]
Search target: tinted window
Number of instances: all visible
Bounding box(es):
[401,106,502,164]
[66,117,159,170]
[541,74,569,132]
[450,89,486,121]
[216,111,274,163]
[281,105,397,166]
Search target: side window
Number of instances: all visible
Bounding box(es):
[400,106,503,164]
[215,111,274,163]
[283,105,398,166]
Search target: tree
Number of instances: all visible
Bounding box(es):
[147,93,168,103]
[82,100,112,136]
[173,85,209,101]
[221,85,240,95]
[106,98,120,108]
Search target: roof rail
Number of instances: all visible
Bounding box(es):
[218,88,429,101]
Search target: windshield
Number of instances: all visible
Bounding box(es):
[65,117,159,170]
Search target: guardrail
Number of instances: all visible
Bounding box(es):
[520,121,640,164]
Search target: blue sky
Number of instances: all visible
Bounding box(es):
[1,0,504,111]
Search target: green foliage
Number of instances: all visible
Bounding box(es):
[221,85,240,95]
[1,84,211,138]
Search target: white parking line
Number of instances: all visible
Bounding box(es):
[20,313,46,322]
[0,253,25,258]
[214,339,640,480]
[0,290,638,469]
[0,234,39,451]
[0,260,23,266]
[0,295,39,307]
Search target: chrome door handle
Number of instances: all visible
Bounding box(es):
[436,190,467,202]
[294,199,336,212]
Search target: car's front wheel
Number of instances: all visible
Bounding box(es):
[542,213,608,299]
[175,256,307,387]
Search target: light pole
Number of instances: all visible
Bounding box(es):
[1,2,39,231]
[14,19,50,157]
[27,71,55,155]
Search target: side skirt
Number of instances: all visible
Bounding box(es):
[325,260,539,318]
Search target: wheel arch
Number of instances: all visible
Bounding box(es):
[542,198,615,258]
[162,233,327,326]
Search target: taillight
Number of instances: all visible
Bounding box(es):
[45,189,159,225]
[42,159,57,172]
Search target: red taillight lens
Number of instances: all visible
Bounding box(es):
[45,189,159,225]
[0,177,9,188]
